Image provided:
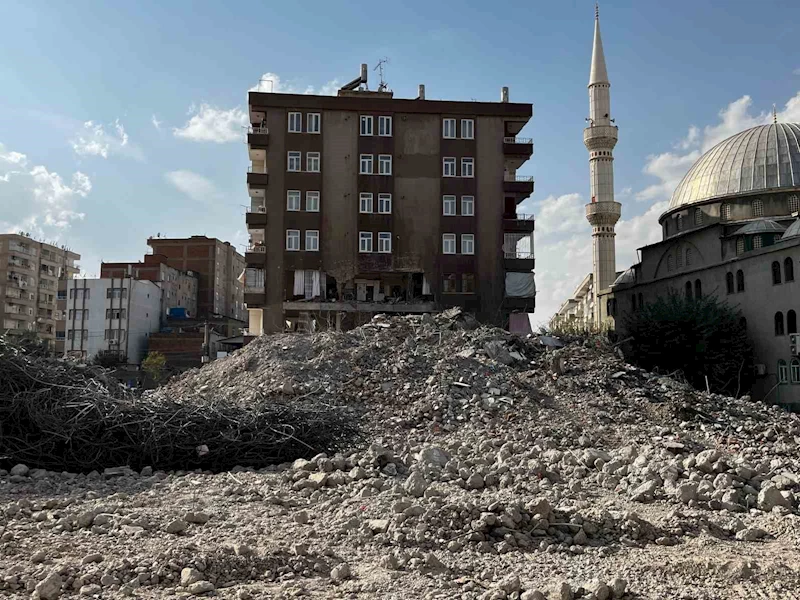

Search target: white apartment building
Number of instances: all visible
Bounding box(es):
[64,278,161,364]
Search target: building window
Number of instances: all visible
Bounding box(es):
[461,157,474,178]
[726,272,734,294]
[772,261,782,284]
[685,247,693,266]
[676,214,683,232]
[443,157,456,177]
[443,118,456,139]
[304,230,319,252]
[790,195,799,213]
[461,195,475,216]
[378,232,392,253]
[359,154,373,174]
[677,249,683,268]
[306,191,320,212]
[694,208,703,226]
[753,235,763,249]
[442,274,457,292]
[461,119,474,139]
[307,113,321,134]
[378,154,392,175]
[378,194,392,214]
[378,116,392,137]
[359,232,373,253]
[443,195,456,216]
[721,203,731,221]
[286,229,300,251]
[736,269,745,292]
[359,192,373,213]
[306,152,320,173]
[785,257,794,282]
[288,112,302,133]
[667,254,674,271]
[462,273,475,293]
[685,281,692,300]
[105,329,126,342]
[106,308,126,319]
[752,199,763,217]
[107,288,127,299]
[694,279,702,299]
[442,233,456,254]
[360,115,373,136]
[792,359,800,384]
[778,359,789,383]
[287,151,301,172]
[775,311,785,336]
[287,190,301,211]
[461,234,475,255]
[736,237,745,255]
[790,310,798,335]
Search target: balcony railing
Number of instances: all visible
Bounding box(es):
[248,245,267,253]
[504,137,533,144]
[504,251,535,259]
[7,277,31,288]
[509,213,535,221]
[505,175,534,183]
[9,243,36,257]
[4,304,21,314]
[247,165,268,174]
[248,205,267,213]
[248,126,269,135]
[8,258,34,270]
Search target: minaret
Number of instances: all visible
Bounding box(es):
[584,4,621,326]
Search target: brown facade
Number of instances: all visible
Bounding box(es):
[245,89,535,333]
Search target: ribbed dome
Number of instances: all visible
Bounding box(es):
[783,219,800,239]
[669,123,800,210]
[736,219,786,235]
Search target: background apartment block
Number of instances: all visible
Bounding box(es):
[245,70,536,334]
[0,233,80,351]
[146,236,245,322]
[63,277,161,363]
[100,254,198,319]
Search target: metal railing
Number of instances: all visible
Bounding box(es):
[244,285,265,293]
[247,245,267,254]
[8,258,33,270]
[504,251,535,259]
[9,243,36,256]
[505,175,534,183]
[247,205,267,213]
[248,126,269,135]
[506,213,535,221]
[247,165,268,174]
[504,137,534,144]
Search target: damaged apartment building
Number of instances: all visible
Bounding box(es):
[244,65,536,333]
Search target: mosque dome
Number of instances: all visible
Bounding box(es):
[668,123,800,211]
[782,218,800,240]
[736,219,786,235]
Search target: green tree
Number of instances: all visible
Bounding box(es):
[141,351,167,384]
[623,291,753,396]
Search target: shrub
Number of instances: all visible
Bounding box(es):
[142,351,167,384]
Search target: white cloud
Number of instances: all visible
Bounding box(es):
[530,193,586,240]
[29,166,90,228]
[151,115,162,131]
[675,125,699,150]
[0,144,28,167]
[164,170,221,204]
[249,72,340,96]
[70,119,142,160]
[795,68,800,76]
[172,104,248,144]
[635,150,700,203]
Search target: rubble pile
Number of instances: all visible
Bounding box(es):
[3,312,800,599]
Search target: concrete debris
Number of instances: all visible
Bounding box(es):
[3,314,800,598]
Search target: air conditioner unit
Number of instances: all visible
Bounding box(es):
[755,364,767,376]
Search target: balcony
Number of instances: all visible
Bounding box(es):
[7,277,32,289]
[247,166,269,198]
[503,137,534,169]
[504,251,535,272]
[503,212,535,233]
[245,244,267,266]
[8,258,34,271]
[503,175,534,202]
[4,303,21,314]
[8,243,36,257]
[246,205,267,228]
[247,126,269,159]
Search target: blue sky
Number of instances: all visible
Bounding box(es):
[1,0,799,324]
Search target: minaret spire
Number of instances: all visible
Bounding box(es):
[584,5,621,326]
[773,104,778,124]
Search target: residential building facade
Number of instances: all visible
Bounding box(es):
[245,71,535,333]
[0,233,80,351]
[63,277,161,364]
[146,236,245,323]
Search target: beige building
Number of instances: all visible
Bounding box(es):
[0,233,80,351]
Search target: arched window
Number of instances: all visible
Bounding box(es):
[775,311,785,336]
[638,293,643,309]
[606,299,612,317]
[790,195,799,214]
[685,248,693,266]
[736,269,745,292]
[789,310,797,335]
[721,203,731,221]
[694,208,703,226]
[752,198,764,217]
[785,258,795,282]
[694,279,702,299]
[754,235,763,249]
[772,261,782,285]
[677,248,684,268]
[667,254,675,272]
[792,359,800,384]
[676,214,683,231]
[726,272,734,294]
[739,317,747,329]
[778,359,789,384]
[685,281,693,300]
[736,238,745,255]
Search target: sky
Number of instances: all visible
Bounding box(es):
[1,0,799,326]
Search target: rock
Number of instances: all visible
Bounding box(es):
[180,567,203,587]
[166,518,188,534]
[79,584,102,596]
[484,340,515,365]
[418,446,451,468]
[466,473,485,490]
[757,486,791,511]
[292,543,308,556]
[404,471,428,498]
[81,553,104,565]
[592,580,611,600]
[521,592,546,600]
[76,510,97,528]
[292,458,314,471]
[610,578,627,598]
[293,510,310,524]
[736,527,767,541]
[330,563,351,582]
[368,519,390,534]
[631,479,659,502]
[10,464,29,477]
[281,381,295,395]
[573,528,588,546]
[676,482,698,504]
[498,575,521,593]
[184,511,210,524]
[695,449,720,473]
[424,552,446,570]
[555,582,573,600]
[31,550,47,563]
[234,543,254,557]
[379,553,399,570]
[140,466,153,477]
[34,572,62,600]
[308,472,328,488]
[187,581,215,594]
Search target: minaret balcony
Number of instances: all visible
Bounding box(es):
[585,201,622,226]
[583,125,618,151]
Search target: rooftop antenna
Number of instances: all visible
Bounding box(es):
[374,58,390,92]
